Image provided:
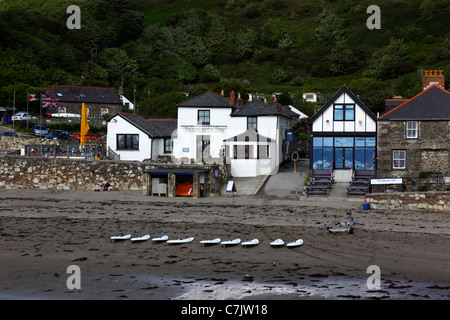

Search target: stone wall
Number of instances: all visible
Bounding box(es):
[365,191,450,212]
[377,120,450,179]
[0,155,145,191]
[0,155,230,197]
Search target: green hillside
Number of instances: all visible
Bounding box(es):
[1,0,450,117]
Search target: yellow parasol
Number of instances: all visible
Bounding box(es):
[80,103,89,146]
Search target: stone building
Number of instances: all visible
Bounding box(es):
[41,85,123,117]
[377,70,450,182]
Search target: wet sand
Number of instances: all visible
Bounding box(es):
[0,189,449,300]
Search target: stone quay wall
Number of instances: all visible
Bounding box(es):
[365,191,450,212]
[0,155,230,196]
[0,155,145,191]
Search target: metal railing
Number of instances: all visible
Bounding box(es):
[26,144,106,160]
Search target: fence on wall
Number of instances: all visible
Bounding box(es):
[26,144,106,160]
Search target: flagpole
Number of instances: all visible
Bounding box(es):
[26,92,29,131]
[39,93,42,133]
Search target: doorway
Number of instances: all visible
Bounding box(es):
[196,135,210,161]
[334,147,353,169]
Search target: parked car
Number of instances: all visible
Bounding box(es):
[12,112,32,121]
[33,125,48,136]
[45,130,70,139]
[1,131,19,137]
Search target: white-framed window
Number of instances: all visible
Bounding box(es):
[100,108,109,116]
[406,121,418,139]
[198,110,210,125]
[392,150,406,169]
[247,117,257,130]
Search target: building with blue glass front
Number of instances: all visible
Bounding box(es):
[308,86,377,182]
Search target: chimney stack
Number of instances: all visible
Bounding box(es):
[423,69,445,90]
[230,90,236,106]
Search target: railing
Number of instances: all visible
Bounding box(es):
[106,146,120,161]
[26,144,105,160]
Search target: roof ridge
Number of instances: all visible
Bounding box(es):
[378,84,450,120]
[47,85,116,94]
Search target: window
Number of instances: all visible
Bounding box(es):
[198,110,210,125]
[164,138,173,154]
[100,108,109,116]
[117,134,139,150]
[258,145,270,159]
[247,117,257,130]
[57,93,63,97]
[233,145,254,159]
[80,93,86,98]
[392,150,406,169]
[406,121,418,139]
[334,104,354,121]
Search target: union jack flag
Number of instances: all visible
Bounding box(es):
[42,95,58,108]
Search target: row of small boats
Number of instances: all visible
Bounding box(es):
[110,234,303,248]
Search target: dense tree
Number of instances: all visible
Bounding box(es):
[366,38,408,80]
[327,39,357,75]
[315,9,344,45]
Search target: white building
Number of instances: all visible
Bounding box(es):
[120,95,134,111]
[173,91,298,177]
[303,92,318,103]
[308,86,377,181]
[106,113,176,162]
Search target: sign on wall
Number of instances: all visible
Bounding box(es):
[285,130,294,142]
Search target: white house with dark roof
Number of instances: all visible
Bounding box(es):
[173,91,298,177]
[308,86,377,181]
[106,113,177,162]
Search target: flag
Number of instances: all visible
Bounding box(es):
[80,103,89,146]
[42,95,59,108]
[28,94,38,102]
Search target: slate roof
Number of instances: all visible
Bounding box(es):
[267,101,300,118]
[109,113,177,138]
[379,85,450,120]
[177,91,231,108]
[223,128,272,142]
[231,100,280,117]
[46,85,122,104]
[309,86,377,123]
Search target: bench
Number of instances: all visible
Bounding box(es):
[346,186,369,195]
[349,180,370,186]
[311,169,334,182]
[352,170,376,181]
[309,180,333,186]
[305,185,330,195]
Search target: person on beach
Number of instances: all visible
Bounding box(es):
[104,182,114,191]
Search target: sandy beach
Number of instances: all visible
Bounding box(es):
[0,189,449,300]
